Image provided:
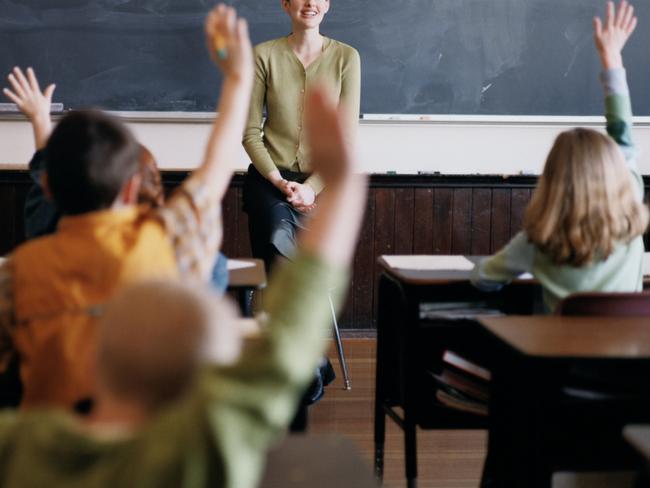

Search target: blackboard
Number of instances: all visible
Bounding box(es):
[2,0,650,115]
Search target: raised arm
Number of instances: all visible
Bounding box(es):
[3,68,61,238]
[594,1,641,190]
[3,67,55,151]
[594,0,636,73]
[184,5,254,200]
[204,86,367,485]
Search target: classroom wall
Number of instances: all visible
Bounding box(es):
[2,117,650,175]
[1,170,648,328]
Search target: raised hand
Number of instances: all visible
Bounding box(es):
[194,4,254,201]
[205,4,253,82]
[3,67,56,149]
[593,1,637,69]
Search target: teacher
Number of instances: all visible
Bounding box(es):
[242,0,361,272]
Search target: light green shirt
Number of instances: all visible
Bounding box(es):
[471,69,644,312]
[0,253,348,488]
[243,36,361,194]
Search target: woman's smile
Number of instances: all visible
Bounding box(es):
[300,8,319,18]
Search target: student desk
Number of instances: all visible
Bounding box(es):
[260,435,377,488]
[374,254,650,488]
[227,259,266,317]
[374,255,540,488]
[477,316,650,487]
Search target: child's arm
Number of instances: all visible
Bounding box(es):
[201,87,366,485]
[186,5,254,199]
[594,1,641,188]
[470,232,535,291]
[3,67,55,151]
[158,5,254,280]
[3,68,61,238]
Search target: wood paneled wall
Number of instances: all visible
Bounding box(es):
[1,170,646,328]
[0,172,30,257]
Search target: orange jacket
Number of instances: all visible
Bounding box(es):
[11,206,178,409]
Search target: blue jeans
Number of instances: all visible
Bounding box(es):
[210,253,229,294]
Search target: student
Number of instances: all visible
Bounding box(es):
[471,0,647,312]
[242,0,361,272]
[0,46,366,488]
[0,4,252,409]
[12,82,230,294]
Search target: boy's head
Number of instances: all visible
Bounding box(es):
[44,110,140,215]
[524,127,649,266]
[96,280,241,413]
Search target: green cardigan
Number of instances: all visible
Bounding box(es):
[243,36,361,194]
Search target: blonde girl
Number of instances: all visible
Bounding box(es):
[472,0,648,311]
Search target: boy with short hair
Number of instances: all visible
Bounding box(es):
[0,4,253,409]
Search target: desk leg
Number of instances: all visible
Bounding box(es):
[374,277,389,480]
[404,419,418,488]
[482,359,538,487]
[238,289,254,318]
[404,291,419,488]
[374,411,385,480]
[373,379,385,480]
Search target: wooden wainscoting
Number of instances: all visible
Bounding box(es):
[2,170,648,329]
[161,173,539,329]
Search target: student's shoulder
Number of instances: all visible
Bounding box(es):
[11,233,60,263]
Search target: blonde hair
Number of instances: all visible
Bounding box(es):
[524,128,648,267]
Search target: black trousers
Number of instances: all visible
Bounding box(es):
[243,165,335,432]
[242,164,308,273]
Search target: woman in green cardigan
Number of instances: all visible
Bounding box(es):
[242,0,361,272]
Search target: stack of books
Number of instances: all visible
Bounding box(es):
[430,350,491,416]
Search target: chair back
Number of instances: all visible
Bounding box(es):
[556,291,650,316]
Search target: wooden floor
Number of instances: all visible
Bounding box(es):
[310,338,487,488]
